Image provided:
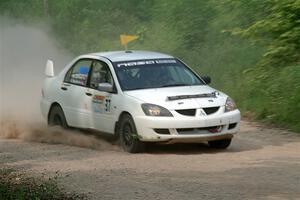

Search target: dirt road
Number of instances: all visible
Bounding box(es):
[0,121,299,200]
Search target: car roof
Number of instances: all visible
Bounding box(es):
[89,50,174,62]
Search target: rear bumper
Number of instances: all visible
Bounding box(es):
[134,109,241,142]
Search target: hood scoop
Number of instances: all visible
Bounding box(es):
[167,92,218,101]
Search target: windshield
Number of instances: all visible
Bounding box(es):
[113,59,205,91]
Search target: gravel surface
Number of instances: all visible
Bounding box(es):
[0,121,299,200]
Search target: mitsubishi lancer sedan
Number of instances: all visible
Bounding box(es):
[41,51,241,153]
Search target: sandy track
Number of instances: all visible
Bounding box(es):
[0,121,299,200]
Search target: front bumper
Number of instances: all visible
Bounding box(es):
[134,109,241,142]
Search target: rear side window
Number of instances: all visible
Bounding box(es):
[65,59,92,86]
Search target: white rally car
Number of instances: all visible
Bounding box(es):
[41,51,240,153]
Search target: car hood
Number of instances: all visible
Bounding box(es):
[124,85,227,110]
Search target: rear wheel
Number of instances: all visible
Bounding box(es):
[48,105,68,128]
[208,139,231,149]
[118,114,144,153]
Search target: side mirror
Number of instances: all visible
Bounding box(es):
[201,76,211,84]
[98,83,113,92]
[45,60,54,77]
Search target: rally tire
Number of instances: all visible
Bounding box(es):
[208,139,232,149]
[119,114,145,153]
[48,105,68,129]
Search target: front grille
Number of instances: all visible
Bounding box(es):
[228,123,237,130]
[175,109,196,116]
[177,128,195,132]
[177,126,223,134]
[202,107,219,115]
[154,129,170,134]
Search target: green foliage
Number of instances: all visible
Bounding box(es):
[232,0,300,67]
[1,0,299,132]
[0,0,44,22]
[238,65,300,131]
[225,0,300,131]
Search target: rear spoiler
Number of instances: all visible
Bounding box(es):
[45,59,54,77]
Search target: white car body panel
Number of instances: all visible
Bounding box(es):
[41,50,241,142]
[124,86,226,109]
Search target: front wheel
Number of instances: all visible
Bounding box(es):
[48,105,68,129]
[119,114,145,153]
[208,139,232,149]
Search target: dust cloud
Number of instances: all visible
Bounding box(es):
[0,18,117,150]
[0,120,117,150]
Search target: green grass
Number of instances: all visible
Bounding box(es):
[0,168,84,200]
[234,65,300,132]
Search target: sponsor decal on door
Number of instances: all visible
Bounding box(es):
[92,95,111,113]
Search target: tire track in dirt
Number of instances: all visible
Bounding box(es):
[0,121,299,200]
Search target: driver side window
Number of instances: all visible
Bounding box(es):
[89,61,113,90]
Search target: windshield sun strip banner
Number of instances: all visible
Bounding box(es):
[115,59,177,68]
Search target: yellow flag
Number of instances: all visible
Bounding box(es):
[120,34,139,46]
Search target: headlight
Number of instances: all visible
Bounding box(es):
[141,103,173,117]
[225,97,237,112]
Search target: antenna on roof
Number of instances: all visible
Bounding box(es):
[120,34,139,51]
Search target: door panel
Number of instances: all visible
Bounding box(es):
[62,85,93,128]
[91,90,117,133]
[88,60,118,133]
[60,59,93,128]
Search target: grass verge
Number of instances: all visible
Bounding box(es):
[0,168,84,200]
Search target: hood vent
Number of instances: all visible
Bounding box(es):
[167,92,217,101]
